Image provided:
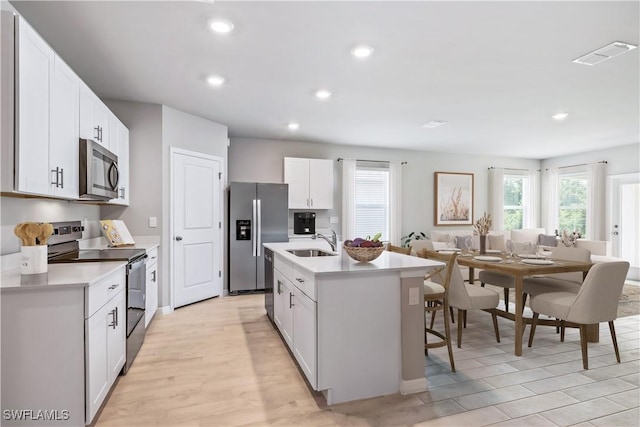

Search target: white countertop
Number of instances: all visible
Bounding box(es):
[1,261,127,291]
[264,241,443,276]
[80,236,160,251]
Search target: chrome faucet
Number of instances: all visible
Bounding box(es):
[312,229,337,252]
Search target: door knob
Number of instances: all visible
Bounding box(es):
[175,236,183,241]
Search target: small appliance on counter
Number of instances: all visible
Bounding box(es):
[293,212,316,234]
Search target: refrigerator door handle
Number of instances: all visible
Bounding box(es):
[257,199,262,257]
[252,199,257,257]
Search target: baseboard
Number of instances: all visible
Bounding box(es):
[160,305,173,315]
[399,377,427,395]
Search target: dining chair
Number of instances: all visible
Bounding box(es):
[386,243,412,255]
[415,250,456,371]
[420,249,501,348]
[527,261,630,369]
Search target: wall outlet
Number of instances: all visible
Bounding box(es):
[409,287,419,305]
[149,216,157,228]
[330,216,339,224]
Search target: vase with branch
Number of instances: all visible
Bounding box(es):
[473,212,492,255]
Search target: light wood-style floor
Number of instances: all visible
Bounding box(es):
[96,294,640,427]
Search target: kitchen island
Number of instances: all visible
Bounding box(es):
[264,241,443,405]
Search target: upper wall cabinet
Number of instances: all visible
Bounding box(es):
[15,16,79,199]
[79,82,110,150]
[107,113,129,206]
[284,157,333,209]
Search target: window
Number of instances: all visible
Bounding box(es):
[502,174,531,230]
[354,167,389,240]
[558,171,587,236]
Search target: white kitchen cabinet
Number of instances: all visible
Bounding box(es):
[273,254,317,387]
[107,113,130,205]
[79,81,110,149]
[293,284,317,389]
[273,269,294,350]
[85,268,126,425]
[284,157,333,209]
[14,16,79,199]
[145,247,159,327]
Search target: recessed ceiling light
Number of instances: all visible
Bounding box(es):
[552,112,569,120]
[572,41,637,66]
[422,120,448,128]
[315,90,331,100]
[351,45,374,59]
[209,19,234,34]
[207,75,225,87]
[287,122,300,131]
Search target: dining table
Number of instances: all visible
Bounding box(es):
[456,252,593,356]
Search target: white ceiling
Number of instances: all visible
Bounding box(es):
[9,1,640,160]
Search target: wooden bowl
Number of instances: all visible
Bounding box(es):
[343,244,385,262]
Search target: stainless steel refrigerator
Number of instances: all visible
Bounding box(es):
[229,182,288,293]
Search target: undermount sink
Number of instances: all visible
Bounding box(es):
[287,249,337,257]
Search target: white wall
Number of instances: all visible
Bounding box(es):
[541,143,639,175]
[229,137,541,240]
[0,197,101,255]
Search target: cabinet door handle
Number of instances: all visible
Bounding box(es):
[114,306,118,327]
[310,198,313,207]
[152,270,157,283]
[94,126,100,140]
[289,292,294,308]
[59,168,64,189]
[277,280,281,294]
[51,167,60,187]
[98,126,103,142]
[296,278,304,283]
[108,284,119,290]
[108,309,117,329]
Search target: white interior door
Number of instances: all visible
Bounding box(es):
[171,148,223,308]
[609,173,640,281]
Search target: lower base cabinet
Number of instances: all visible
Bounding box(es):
[85,288,125,424]
[273,255,317,388]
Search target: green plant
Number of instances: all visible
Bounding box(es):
[400,231,428,248]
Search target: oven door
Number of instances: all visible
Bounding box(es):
[127,254,147,336]
[79,138,119,200]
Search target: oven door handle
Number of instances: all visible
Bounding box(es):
[128,254,148,271]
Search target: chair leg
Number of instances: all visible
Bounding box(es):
[450,307,455,324]
[463,310,467,328]
[491,310,500,343]
[504,288,509,313]
[430,308,437,329]
[443,300,455,372]
[528,312,539,347]
[457,309,464,348]
[579,324,589,370]
[609,321,621,364]
[480,282,485,287]
[560,320,565,342]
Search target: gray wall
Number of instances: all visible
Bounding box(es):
[102,102,229,308]
[229,137,541,239]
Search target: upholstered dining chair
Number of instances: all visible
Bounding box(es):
[527,261,630,369]
[416,250,456,372]
[420,249,501,348]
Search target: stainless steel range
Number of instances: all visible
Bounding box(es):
[47,221,147,374]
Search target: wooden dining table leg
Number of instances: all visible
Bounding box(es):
[468,267,475,285]
[514,274,524,356]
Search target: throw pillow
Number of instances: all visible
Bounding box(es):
[431,231,450,242]
[455,235,472,250]
[488,234,506,252]
[538,234,558,247]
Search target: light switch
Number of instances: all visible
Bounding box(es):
[149,217,157,228]
[409,287,419,305]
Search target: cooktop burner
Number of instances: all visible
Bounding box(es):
[49,248,146,263]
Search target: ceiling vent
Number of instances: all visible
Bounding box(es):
[573,41,637,66]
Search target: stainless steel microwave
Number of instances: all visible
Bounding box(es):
[79,138,119,200]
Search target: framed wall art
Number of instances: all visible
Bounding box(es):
[434,172,474,226]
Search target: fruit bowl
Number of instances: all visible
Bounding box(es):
[343,244,385,262]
